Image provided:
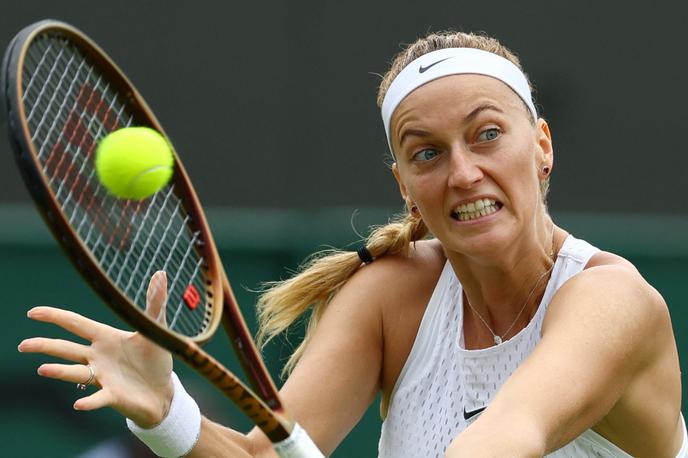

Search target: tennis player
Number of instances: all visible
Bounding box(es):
[19,31,686,457]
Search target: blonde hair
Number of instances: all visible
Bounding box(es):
[256,31,546,376]
[257,212,428,376]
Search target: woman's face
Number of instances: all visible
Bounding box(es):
[390,74,553,257]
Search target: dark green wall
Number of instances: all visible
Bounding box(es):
[1,206,686,457]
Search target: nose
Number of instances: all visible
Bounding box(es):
[447,148,484,189]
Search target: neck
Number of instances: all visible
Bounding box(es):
[447,218,562,344]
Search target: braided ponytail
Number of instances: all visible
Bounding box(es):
[256,212,428,376]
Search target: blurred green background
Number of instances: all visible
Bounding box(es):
[1,205,686,457]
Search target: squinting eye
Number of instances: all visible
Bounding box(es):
[477,128,501,142]
[413,148,439,162]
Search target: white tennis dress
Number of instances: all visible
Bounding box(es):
[378,234,688,457]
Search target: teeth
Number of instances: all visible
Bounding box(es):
[453,198,499,221]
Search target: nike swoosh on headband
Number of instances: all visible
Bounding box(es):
[463,406,487,420]
[418,57,452,73]
[381,48,538,153]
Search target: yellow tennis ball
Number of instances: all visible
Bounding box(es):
[95,127,174,200]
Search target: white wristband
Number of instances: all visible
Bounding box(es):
[272,423,324,458]
[126,372,201,457]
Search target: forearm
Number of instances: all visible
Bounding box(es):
[186,416,259,458]
[445,416,545,458]
[189,419,321,458]
[128,373,268,458]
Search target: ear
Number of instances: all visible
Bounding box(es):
[536,118,554,169]
[391,162,409,201]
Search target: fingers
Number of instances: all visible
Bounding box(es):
[34,360,113,412]
[18,337,89,363]
[27,306,105,341]
[74,388,113,411]
[37,362,99,388]
[146,271,168,326]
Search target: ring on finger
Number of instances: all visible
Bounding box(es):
[76,364,95,390]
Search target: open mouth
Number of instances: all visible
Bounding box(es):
[451,198,503,222]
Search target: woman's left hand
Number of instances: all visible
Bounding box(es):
[17,271,175,428]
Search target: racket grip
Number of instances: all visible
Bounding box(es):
[272,423,324,458]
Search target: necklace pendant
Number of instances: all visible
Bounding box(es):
[494,335,503,345]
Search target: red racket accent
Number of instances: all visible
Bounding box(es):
[183,284,201,310]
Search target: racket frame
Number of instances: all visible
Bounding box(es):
[2,20,292,442]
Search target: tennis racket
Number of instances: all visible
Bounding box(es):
[2,19,321,457]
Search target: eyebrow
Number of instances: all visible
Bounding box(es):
[397,103,505,148]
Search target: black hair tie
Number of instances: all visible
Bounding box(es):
[357,246,374,264]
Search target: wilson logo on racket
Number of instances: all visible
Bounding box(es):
[44,82,150,251]
[46,83,117,191]
[183,284,201,310]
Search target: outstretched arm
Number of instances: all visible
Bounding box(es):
[445,264,681,457]
[19,260,389,457]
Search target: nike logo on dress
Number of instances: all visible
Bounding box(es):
[418,57,451,73]
[463,406,486,420]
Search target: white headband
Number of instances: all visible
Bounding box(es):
[381,48,537,152]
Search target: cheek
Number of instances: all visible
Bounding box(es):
[496,137,538,176]
[406,173,444,207]
[490,143,540,198]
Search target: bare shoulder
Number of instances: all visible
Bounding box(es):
[340,238,446,306]
[585,249,637,270]
[360,237,445,276]
[543,250,671,364]
[318,238,446,337]
[546,251,667,324]
[371,238,446,328]
[374,237,444,273]
[538,252,682,454]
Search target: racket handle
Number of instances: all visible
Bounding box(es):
[273,423,324,458]
[180,341,292,441]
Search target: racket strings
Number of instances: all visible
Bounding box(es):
[111,192,208,332]
[58,83,121,215]
[24,41,96,163]
[24,39,115,223]
[21,33,212,338]
[24,41,68,126]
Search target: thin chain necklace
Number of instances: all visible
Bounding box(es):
[466,224,557,345]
